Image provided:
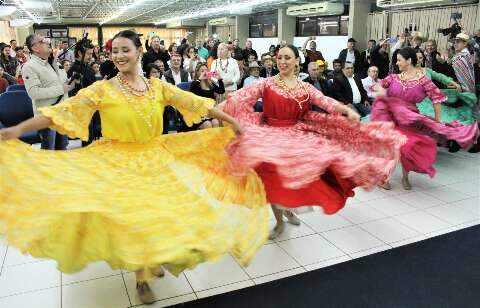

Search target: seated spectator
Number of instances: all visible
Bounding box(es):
[243,62,263,87]
[332,61,371,117]
[259,55,278,78]
[15,65,24,85]
[327,59,344,79]
[304,62,331,97]
[242,40,258,63]
[0,67,9,93]
[0,45,17,76]
[145,63,162,80]
[361,66,379,102]
[163,53,191,86]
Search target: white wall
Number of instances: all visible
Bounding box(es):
[247,36,348,69]
[248,37,279,58]
[293,36,348,69]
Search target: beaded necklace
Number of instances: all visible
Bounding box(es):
[274,75,310,111]
[116,74,157,129]
[218,58,229,73]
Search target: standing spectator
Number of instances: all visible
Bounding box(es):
[302,36,325,71]
[259,55,278,78]
[183,46,204,78]
[92,45,101,62]
[92,62,103,80]
[61,60,71,74]
[9,40,18,58]
[22,34,71,150]
[242,40,258,63]
[196,39,209,61]
[98,53,107,64]
[0,45,17,76]
[332,62,370,117]
[189,63,224,129]
[0,67,9,93]
[361,66,379,102]
[56,41,75,63]
[231,39,243,61]
[211,43,241,93]
[452,33,476,93]
[360,39,376,77]
[370,39,390,79]
[142,36,170,72]
[338,38,362,74]
[424,39,439,69]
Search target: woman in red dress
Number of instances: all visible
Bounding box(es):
[224,45,406,239]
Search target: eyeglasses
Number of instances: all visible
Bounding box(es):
[32,38,51,47]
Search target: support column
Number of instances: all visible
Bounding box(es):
[278,8,295,44]
[15,26,33,45]
[235,16,249,44]
[348,0,373,50]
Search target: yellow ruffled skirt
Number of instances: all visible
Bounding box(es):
[0,128,268,276]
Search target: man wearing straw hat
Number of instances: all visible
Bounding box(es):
[452,33,476,93]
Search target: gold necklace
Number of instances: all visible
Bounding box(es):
[117,76,157,129]
[274,75,310,110]
[117,73,148,95]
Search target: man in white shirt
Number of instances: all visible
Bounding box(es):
[211,43,240,93]
[361,66,379,102]
[332,62,370,117]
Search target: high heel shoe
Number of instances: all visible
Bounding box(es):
[447,140,460,153]
[284,211,301,226]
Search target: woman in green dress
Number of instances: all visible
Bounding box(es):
[415,50,477,125]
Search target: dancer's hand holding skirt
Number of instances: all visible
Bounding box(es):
[0,79,269,278]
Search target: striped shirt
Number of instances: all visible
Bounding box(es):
[452,48,476,93]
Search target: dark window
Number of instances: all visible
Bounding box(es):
[249,11,278,38]
[296,15,349,36]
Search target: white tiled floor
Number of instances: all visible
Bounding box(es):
[0,149,478,307]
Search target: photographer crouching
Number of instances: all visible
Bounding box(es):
[67,38,102,146]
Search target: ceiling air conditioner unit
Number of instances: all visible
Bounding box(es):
[376,0,475,8]
[286,2,344,17]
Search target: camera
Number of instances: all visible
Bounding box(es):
[438,14,462,40]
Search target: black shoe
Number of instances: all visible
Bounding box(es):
[447,140,460,153]
[468,143,480,153]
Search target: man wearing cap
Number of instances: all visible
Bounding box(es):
[243,62,263,88]
[259,55,278,78]
[338,38,362,74]
[452,33,476,93]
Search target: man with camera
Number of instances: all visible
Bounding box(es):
[22,34,71,150]
[67,38,100,146]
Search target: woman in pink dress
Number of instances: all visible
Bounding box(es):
[370,47,478,190]
[224,45,406,239]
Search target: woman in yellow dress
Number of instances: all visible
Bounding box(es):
[0,30,268,304]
